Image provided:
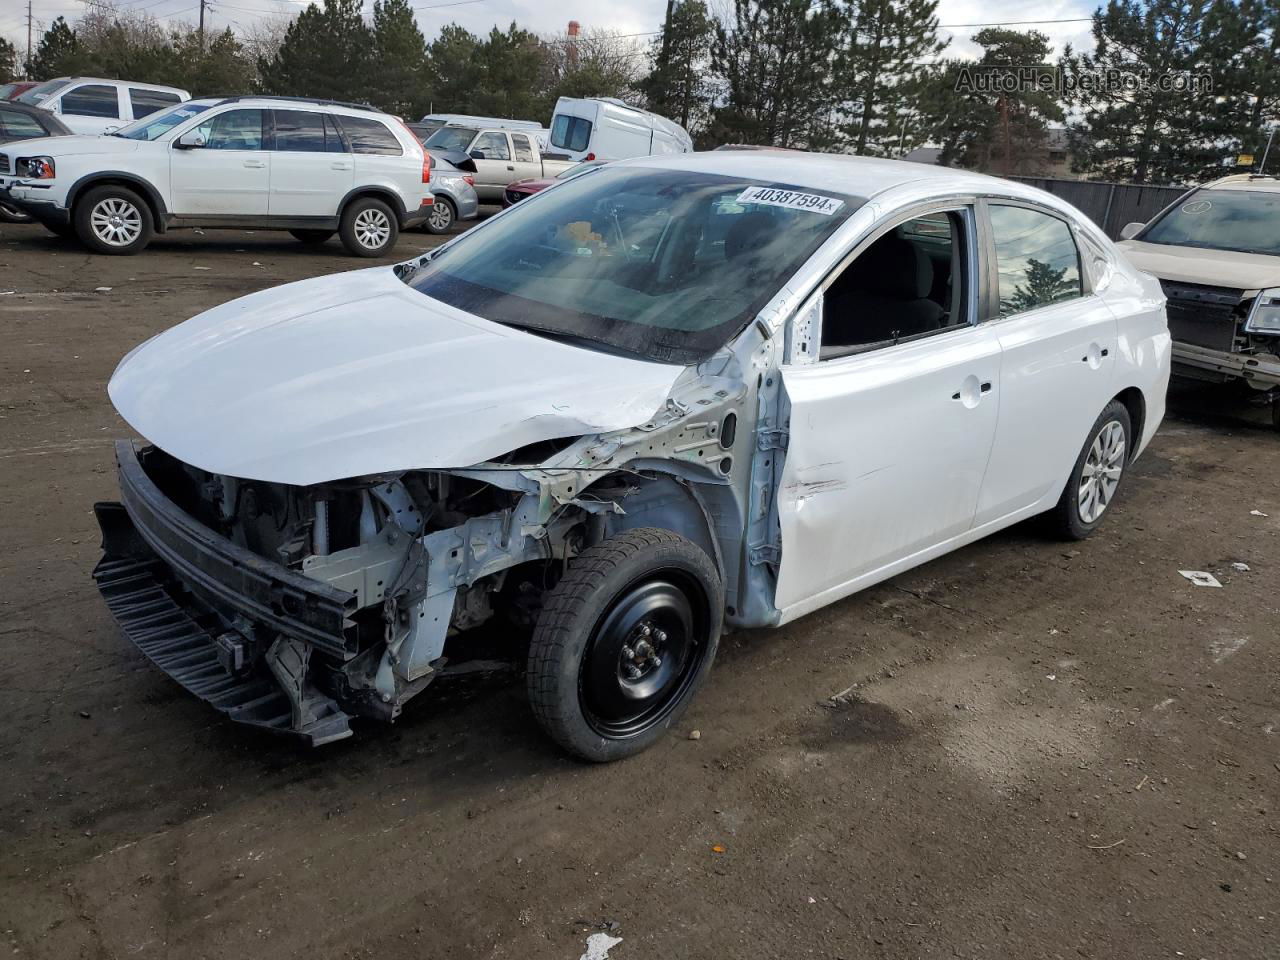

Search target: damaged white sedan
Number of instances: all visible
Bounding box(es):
[95,153,1170,759]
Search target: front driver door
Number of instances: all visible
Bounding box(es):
[469,131,513,202]
[775,204,1002,618]
[170,108,270,216]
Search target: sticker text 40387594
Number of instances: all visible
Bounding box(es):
[736,186,845,216]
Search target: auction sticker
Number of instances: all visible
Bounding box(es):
[1181,199,1212,214]
[738,186,845,216]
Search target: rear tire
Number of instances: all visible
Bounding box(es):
[1048,400,1132,540]
[424,197,455,234]
[289,229,334,245]
[74,184,153,255]
[339,197,398,257]
[526,528,722,762]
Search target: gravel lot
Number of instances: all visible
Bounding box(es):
[1,218,1278,960]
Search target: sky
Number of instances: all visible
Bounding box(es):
[0,0,1100,68]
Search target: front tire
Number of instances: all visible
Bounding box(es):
[526,528,723,762]
[74,184,153,255]
[339,197,398,257]
[424,197,455,234]
[1049,400,1132,540]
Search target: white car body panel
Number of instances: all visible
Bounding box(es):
[548,97,693,162]
[38,78,190,135]
[170,139,270,215]
[107,269,684,486]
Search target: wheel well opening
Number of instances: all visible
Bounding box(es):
[342,189,402,218]
[1113,387,1145,459]
[73,178,164,230]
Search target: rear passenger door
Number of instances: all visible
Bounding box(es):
[469,131,512,201]
[509,133,540,181]
[53,83,123,134]
[973,201,1118,524]
[267,110,352,217]
[338,114,412,211]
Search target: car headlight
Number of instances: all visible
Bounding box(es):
[17,156,55,179]
[1245,288,1280,335]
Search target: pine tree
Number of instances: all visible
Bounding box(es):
[372,0,427,116]
[0,38,16,83]
[423,24,483,114]
[1061,0,1254,183]
[1008,259,1074,312]
[929,29,1065,174]
[471,24,553,120]
[709,0,844,148]
[640,0,717,134]
[258,0,373,102]
[30,17,83,80]
[837,0,949,156]
[1236,0,1280,163]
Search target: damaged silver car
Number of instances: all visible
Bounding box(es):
[96,153,1169,759]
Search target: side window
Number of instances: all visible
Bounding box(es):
[0,108,47,139]
[550,115,592,153]
[272,109,327,152]
[129,88,181,119]
[322,114,349,153]
[989,205,1083,316]
[194,109,265,150]
[511,133,534,162]
[820,209,972,358]
[60,84,120,119]
[338,115,402,155]
[472,131,510,161]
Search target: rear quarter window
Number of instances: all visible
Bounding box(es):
[339,116,403,156]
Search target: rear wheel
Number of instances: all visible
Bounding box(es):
[74,185,153,255]
[1048,400,1132,540]
[339,197,398,257]
[289,229,334,245]
[526,528,722,762]
[425,197,455,234]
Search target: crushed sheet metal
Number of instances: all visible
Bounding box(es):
[1178,569,1222,588]
[107,268,683,486]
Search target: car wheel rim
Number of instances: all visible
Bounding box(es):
[354,208,391,249]
[579,575,706,740]
[90,198,142,247]
[1077,419,1126,524]
[428,203,451,230]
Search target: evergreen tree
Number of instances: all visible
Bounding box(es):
[837,0,948,156]
[0,37,15,83]
[471,24,553,120]
[423,23,483,114]
[709,0,844,148]
[372,0,428,116]
[640,0,717,134]
[30,17,83,80]
[258,0,373,102]
[1008,259,1074,312]
[171,27,256,95]
[1236,0,1280,163]
[1061,0,1254,183]
[929,29,1065,174]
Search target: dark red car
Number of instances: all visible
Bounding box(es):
[501,160,606,207]
[0,81,39,101]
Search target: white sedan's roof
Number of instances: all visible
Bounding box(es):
[627,150,1044,202]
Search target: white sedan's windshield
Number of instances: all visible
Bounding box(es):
[1141,189,1280,257]
[114,101,213,141]
[424,127,479,152]
[407,167,861,364]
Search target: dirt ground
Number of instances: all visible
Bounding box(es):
[1,217,1278,960]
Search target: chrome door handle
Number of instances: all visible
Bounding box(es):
[243,160,266,168]
[331,162,351,170]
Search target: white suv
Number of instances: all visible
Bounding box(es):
[0,96,434,257]
[14,77,191,135]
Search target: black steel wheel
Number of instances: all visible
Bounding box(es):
[527,528,722,761]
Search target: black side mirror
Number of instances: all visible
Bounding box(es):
[469,149,486,160]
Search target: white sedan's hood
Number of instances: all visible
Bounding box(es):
[109,268,684,485]
[1117,239,1280,290]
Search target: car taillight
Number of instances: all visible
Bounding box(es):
[463,175,474,186]
[422,154,430,184]
[586,152,595,161]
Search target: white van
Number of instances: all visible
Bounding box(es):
[547,97,692,162]
[16,77,190,135]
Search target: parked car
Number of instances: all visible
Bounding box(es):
[0,95,433,256]
[548,97,692,162]
[0,101,72,222]
[1117,174,1280,426]
[15,77,190,135]
[419,113,544,133]
[94,154,1168,757]
[423,123,573,202]
[501,159,606,207]
[422,152,479,233]
[0,81,39,101]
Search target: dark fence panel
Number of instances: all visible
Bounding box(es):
[1007,177,1191,239]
